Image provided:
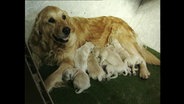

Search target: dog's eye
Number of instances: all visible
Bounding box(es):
[62,15,66,20]
[48,17,55,23]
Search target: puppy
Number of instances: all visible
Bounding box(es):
[62,68,77,82]
[104,63,131,80]
[124,55,145,76]
[61,68,91,94]
[94,45,130,80]
[72,69,91,94]
[109,38,130,60]
[74,42,94,72]
[87,52,106,81]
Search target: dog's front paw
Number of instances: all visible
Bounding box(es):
[139,69,150,79]
[54,82,66,88]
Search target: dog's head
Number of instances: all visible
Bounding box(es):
[33,6,73,45]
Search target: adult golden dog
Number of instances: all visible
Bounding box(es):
[28,6,160,91]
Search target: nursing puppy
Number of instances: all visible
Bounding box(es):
[105,63,131,80]
[62,68,91,94]
[73,70,90,94]
[87,52,106,81]
[94,45,131,80]
[74,42,94,72]
[124,55,144,76]
[109,38,130,60]
[28,6,160,91]
[109,39,146,76]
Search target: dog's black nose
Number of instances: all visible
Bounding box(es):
[62,27,70,36]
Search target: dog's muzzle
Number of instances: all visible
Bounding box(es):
[62,27,70,36]
[53,26,71,43]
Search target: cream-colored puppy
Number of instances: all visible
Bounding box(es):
[124,55,144,76]
[104,62,131,80]
[109,39,145,76]
[94,45,131,80]
[62,68,90,94]
[109,38,130,60]
[87,52,106,81]
[73,69,91,94]
[74,42,94,72]
[62,68,77,82]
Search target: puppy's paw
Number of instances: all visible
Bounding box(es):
[132,71,137,76]
[98,77,103,82]
[75,88,83,94]
[122,70,128,76]
[139,70,150,79]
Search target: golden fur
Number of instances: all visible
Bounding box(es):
[28,6,160,91]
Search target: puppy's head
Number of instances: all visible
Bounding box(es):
[85,42,95,51]
[62,68,75,81]
[33,6,73,44]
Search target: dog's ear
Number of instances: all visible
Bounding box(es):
[63,10,68,16]
[28,14,41,47]
[28,12,43,69]
[34,11,42,36]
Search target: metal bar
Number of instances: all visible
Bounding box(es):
[25,43,54,104]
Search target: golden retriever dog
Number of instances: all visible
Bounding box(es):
[74,42,94,72]
[87,52,106,81]
[44,65,68,92]
[28,6,160,91]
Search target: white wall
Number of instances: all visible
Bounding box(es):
[25,0,160,52]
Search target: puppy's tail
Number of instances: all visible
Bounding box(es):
[135,43,160,65]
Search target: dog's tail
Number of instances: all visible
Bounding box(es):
[135,43,160,65]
